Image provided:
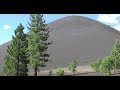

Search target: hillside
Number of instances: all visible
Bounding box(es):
[0,16,120,75]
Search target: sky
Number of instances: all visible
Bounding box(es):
[0,14,120,45]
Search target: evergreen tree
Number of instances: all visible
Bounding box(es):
[69,58,77,73]
[27,14,50,76]
[99,56,113,75]
[110,39,120,72]
[4,23,28,76]
[91,58,102,72]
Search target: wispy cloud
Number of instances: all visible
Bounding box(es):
[97,14,120,24]
[3,24,11,30]
[97,14,120,32]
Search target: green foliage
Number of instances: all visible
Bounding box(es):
[55,67,64,76]
[3,55,16,76]
[27,14,50,76]
[91,39,120,75]
[69,58,77,73]
[99,56,113,75]
[91,59,102,72]
[39,60,45,67]
[3,23,28,76]
[110,39,120,71]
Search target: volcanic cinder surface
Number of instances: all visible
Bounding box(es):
[0,16,120,75]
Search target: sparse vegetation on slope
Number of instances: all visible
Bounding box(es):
[91,39,120,75]
[1,16,120,76]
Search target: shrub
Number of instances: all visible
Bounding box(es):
[55,67,64,76]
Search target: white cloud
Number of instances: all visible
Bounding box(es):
[97,14,120,24]
[3,24,11,30]
[97,14,120,32]
[114,24,120,31]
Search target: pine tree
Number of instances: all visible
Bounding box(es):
[110,39,120,72]
[99,56,113,75]
[27,14,50,76]
[69,58,77,73]
[91,58,102,72]
[3,23,28,76]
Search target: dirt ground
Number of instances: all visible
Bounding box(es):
[35,65,104,76]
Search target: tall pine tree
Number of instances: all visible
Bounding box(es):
[27,14,50,76]
[3,23,28,76]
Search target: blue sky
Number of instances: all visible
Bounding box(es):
[0,14,120,45]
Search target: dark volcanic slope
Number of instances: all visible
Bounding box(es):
[1,16,120,75]
[0,41,11,75]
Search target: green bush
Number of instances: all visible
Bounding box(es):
[55,67,64,76]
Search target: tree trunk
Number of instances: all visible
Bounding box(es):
[108,68,111,75]
[108,71,110,75]
[34,66,37,76]
[16,60,19,76]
